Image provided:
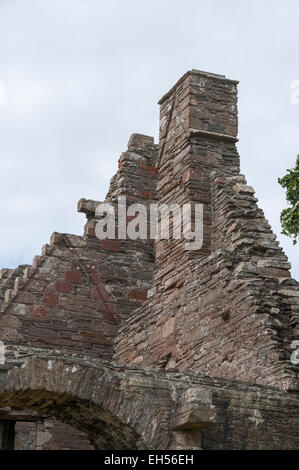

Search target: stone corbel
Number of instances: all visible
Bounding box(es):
[171,387,217,450]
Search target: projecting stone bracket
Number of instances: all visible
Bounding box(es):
[171,387,217,450]
[77,198,102,218]
[172,406,217,431]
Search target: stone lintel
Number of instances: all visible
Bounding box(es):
[0,408,42,422]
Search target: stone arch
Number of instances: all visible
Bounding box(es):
[0,353,165,450]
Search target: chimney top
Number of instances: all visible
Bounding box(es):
[158,69,239,105]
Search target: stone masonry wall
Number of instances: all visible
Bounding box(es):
[114,70,299,392]
[14,418,95,450]
[0,134,158,450]
[0,70,298,450]
[0,348,299,450]
[0,134,158,361]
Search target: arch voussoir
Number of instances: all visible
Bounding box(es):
[0,349,178,449]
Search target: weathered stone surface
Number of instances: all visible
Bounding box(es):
[115,70,299,394]
[0,135,158,363]
[0,70,298,450]
[0,347,298,450]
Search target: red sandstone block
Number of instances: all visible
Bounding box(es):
[102,310,121,325]
[98,298,115,315]
[139,163,157,172]
[91,285,99,300]
[97,283,110,302]
[140,190,150,198]
[101,240,121,251]
[29,305,49,319]
[42,291,59,307]
[87,226,96,237]
[55,281,73,294]
[215,177,225,184]
[65,270,83,284]
[90,273,100,284]
[129,289,148,301]
[85,263,97,273]
[91,284,114,317]
[140,169,156,179]
[91,285,109,303]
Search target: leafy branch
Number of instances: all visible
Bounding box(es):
[278,155,299,245]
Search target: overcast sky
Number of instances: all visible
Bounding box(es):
[0,0,298,279]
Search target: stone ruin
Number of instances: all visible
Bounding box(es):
[0,69,298,450]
